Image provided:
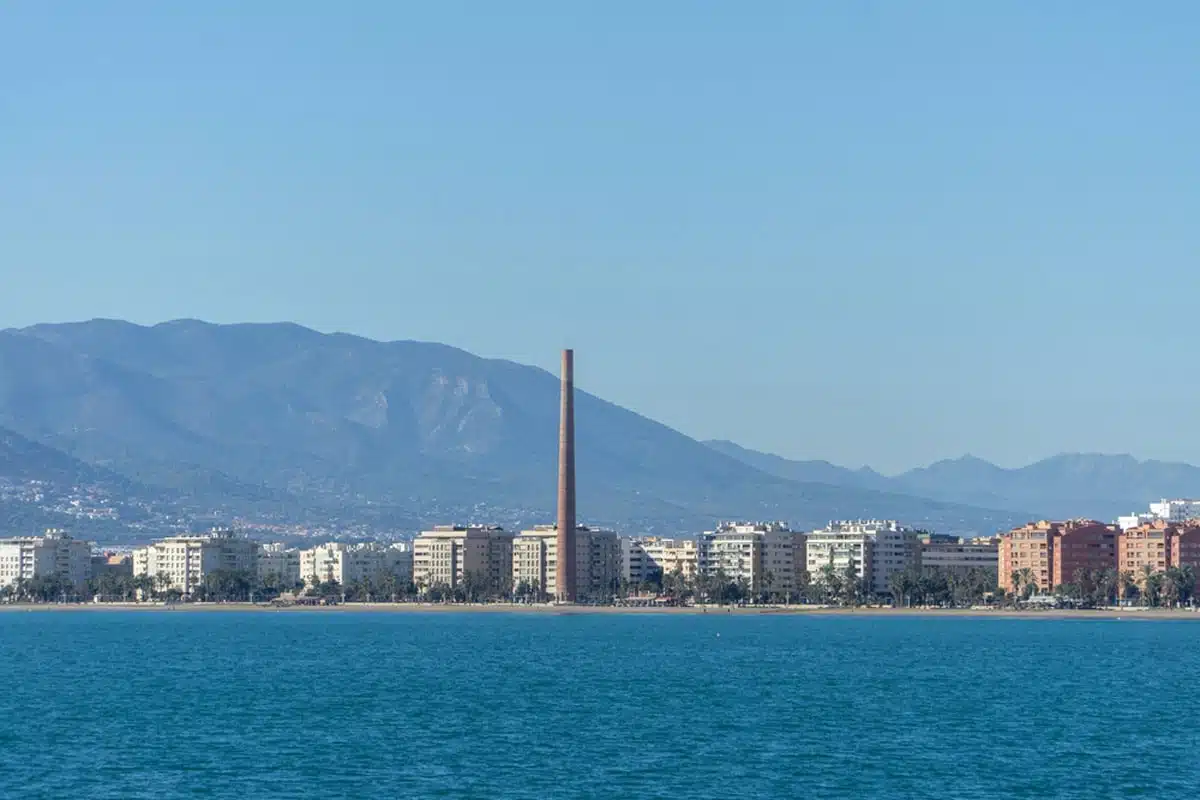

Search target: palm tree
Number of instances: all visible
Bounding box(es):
[1118,570,1136,606]
[1139,565,1157,607]
[1009,570,1024,605]
[1095,568,1117,608]
[1162,570,1181,608]
[1177,564,1197,607]
[1013,567,1035,602]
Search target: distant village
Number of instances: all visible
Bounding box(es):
[2,497,1197,609]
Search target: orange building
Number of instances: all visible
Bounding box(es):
[1119,522,1200,593]
[999,521,1054,593]
[1118,521,1171,576]
[999,520,1117,593]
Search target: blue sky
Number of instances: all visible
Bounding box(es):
[2,2,1198,473]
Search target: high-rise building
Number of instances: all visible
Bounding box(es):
[412,526,513,594]
[698,522,805,597]
[556,348,577,602]
[0,529,92,590]
[805,520,920,596]
[132,529,259,596]
[513,525,619,603]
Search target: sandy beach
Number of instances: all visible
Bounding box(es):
[2,602,1199,619]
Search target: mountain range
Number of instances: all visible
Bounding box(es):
[704,441,1199,523]
[0,319,1032,541]
[0,319,1190,543]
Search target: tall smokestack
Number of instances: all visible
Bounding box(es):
[556,349,577,603]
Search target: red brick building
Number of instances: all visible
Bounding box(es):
[1053,520,1117,588]
[1170,525,1200,593]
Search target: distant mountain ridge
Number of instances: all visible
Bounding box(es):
[705,441,1200,522]
[0,319,1029,539]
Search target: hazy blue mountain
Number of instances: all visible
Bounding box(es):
[893,453,1200,521]
[0,320,1029,536]
[0,424,130,488]
[889,455,1024,512]
[706,441,1200,522]
[703,440,892,491]
[0,424,141,538]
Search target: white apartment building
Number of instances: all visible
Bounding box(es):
[806,520,921,596]
[300,542,415,587]
[0,529,92,589]
[622,537,698,585]
[412,526,513,593]
[697,522,804,596]
[258,543,302,585]
[1117,513,1157,531]
[1149,499,1200,522]
[132,529,259,596]
[1117,500,1200,530]
[513,525,621,602]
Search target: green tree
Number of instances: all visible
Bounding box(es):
[838,564,861,607]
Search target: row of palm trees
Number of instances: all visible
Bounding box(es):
[26,563,1193,609]
[0,570,311,604]
[1008,565,1198,608]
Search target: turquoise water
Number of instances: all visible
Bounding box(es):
[1,612,1197,799]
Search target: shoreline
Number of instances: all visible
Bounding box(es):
[2,603,1199,620]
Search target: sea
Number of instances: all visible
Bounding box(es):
[1,611,1197,799]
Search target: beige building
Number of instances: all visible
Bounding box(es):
[258,543,302,585]
[132,529,259,596]
[622,537,698,584]
[0,529,93,590]
[90,552,133,579]
[380,542,414,585]
[806,520,921,596]
[698,522,805,597]
[920,537,999,580]
[513,525,621,602]
[412,526,513,595]
[300,541,415,587]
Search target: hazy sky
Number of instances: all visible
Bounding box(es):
[2,2,1198,473]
